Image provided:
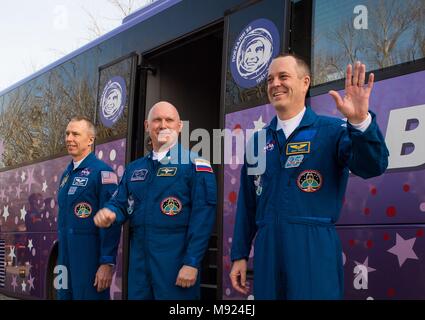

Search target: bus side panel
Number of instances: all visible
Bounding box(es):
[310,70,425,226]
[2,232,56,298]
[0,156,65,298]
[338,226,425,299]
[310,69,425,299]
[0,138,125,299]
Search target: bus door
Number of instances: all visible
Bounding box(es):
[95,53,139,300]
[141,22,225,299]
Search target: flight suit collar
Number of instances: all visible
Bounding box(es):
[67,152,96,173]
[266,106,317,132]
[147,143,182,163]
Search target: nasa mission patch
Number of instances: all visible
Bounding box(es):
[230,18,280,88]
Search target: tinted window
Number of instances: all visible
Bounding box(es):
[0,56,98,169]
[312,0,425,86]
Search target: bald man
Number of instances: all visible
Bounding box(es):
[94,101,217,299]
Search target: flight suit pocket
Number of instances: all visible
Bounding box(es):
[128,180,147,202]
[204,175,217,205]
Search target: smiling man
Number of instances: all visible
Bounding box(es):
[94,101,217,300]
[57,116,121,300]
[230,54,389,299]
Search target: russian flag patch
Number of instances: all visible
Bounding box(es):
[194,158,213,173]
[101,171,118,184]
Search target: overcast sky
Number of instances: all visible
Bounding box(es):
[0,0,152,91]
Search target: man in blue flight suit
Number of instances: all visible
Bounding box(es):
[94,101,217,300]
[57,116,121,300]
[230,54,389,299]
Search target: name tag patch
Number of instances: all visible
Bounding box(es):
[131,169,148,181]
[72,177,88,187]
[286,141,311,155]
[157,167,177,177]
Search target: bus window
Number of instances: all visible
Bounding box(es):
[311,0,425,86]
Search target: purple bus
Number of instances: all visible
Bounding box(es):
[0,0,424,300]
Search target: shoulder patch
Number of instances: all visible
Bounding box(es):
[194,158,213,173]
[101,171,118,184]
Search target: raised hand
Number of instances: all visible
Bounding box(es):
[329,61,374,124]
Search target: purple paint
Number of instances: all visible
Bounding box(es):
[0,138,126,299]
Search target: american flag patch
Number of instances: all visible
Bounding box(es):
[194,158,213,173]
[101,171,118,184]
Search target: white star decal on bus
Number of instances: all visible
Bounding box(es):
[28,239,34,251]
[387,233,419,267]
[20,205,27,221]
[42,181,48,192]
[8,246,16,260]
[11,276,18,292]
[28,274,35,290]
[253,115,266,131]
[2,205,9,222]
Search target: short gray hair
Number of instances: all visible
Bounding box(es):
[70,116,96,136]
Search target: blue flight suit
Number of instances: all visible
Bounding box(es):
[104,144,217,300]
[57,152,121,300]
[231,107,389,300]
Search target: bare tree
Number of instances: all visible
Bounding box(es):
[84,0,156,40]
[313,0,423,86]
[366,0,422,68]
[412,1,425,58]
[313,18,363,85]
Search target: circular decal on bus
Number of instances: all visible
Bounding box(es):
[230,18,280,88]
[99,76,127,128]
[74,202,92,218]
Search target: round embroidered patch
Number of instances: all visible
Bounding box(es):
[74,202,92,218]
[160,197,182,216]
[297,170,322,193]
